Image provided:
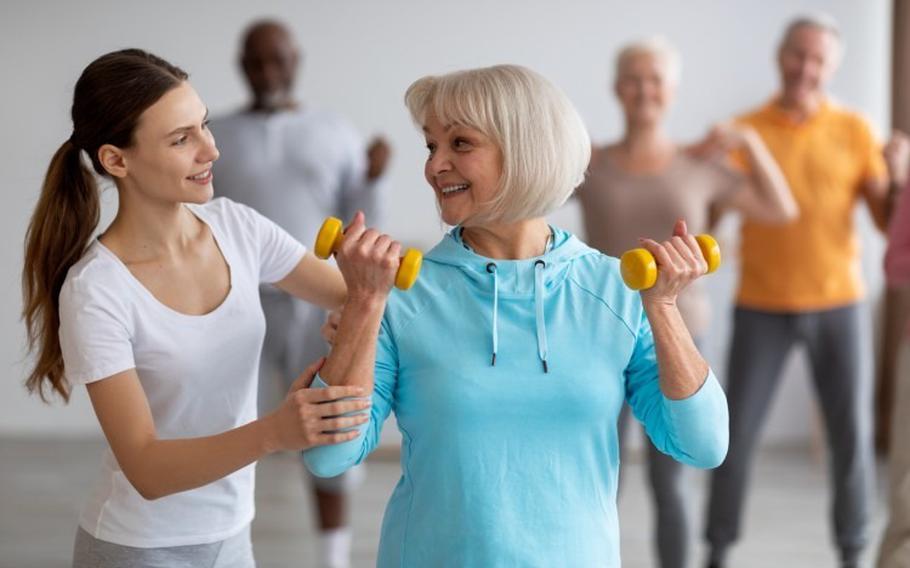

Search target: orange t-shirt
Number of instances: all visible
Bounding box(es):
[732,98,886,311]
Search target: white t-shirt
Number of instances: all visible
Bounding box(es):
[59,197,306,548]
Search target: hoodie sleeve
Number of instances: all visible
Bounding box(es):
[303,317,398,478]
[624,309,729,469]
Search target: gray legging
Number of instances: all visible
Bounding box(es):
[705,305,874,564]
[72,524,254,568]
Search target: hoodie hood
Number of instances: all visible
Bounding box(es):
[424,226,598,298]
[424,226,600,372]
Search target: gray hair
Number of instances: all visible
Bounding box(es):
[615,37,682,85]
[780,13,843,60]
[405,64,591,226]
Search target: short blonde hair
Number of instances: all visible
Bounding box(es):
[404,64,590,225]
[615,37,682,85]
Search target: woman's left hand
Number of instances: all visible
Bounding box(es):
[637,219,708,310]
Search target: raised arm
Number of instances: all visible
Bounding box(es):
[315,211,399,389]
[628,218,729,468]
[692,123,798,223]
[274,252,347,310]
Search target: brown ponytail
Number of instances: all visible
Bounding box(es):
[22,49,187,402]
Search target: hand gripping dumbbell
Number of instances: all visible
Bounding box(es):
[620,234,721,291]
[314,217,423,291]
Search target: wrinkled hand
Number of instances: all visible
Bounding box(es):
[321,307,342,345]
[366,137,391,181]
[638,219,708,309]
[335,211,399,300]
[688,122,754,159]
[268,358,370,451]
[885,130,910,189]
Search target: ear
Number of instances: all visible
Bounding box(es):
[98,144,128,179]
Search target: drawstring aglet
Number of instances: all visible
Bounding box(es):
[542,359,548,373]
[491,353,497,366]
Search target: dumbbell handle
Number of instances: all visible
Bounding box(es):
[620,234,721,291]
[314,217,422,291]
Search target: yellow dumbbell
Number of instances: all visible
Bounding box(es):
[314,216,423,291]
[620,234,721,291]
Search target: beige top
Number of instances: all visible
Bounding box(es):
[576,149,743,336]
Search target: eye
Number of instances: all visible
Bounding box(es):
[425,141,436,155]
[202,120,210,130]
[172,135,188,146]
[453,137,472,150]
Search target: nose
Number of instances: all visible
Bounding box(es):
[426,148,452,177]
[200,130,220,164]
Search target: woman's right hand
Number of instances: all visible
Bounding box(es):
[265,357,371,452]
[334,211,400,301]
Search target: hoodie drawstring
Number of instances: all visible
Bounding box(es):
[486,262,499,366]
[534,260,549,373]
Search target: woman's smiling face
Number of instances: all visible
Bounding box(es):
[422,113,503,226]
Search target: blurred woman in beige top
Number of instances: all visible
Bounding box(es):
[576,38,797,568]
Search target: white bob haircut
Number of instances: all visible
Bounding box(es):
[404,64,591,226]
[615,36,682,85]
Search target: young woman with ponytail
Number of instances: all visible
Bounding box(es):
[21,49,395,567]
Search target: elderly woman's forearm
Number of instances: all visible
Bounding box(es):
[644,302,709,399]
[319,295,385,387]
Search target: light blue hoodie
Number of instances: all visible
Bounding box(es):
[304,226,728,568]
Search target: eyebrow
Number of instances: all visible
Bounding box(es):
[422,123,454,133]
[166,108,209,137]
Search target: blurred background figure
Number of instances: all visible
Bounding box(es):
[209,20,390,568]
[703,14,894,568]
[576,37,796,568]
[877,129,910,568]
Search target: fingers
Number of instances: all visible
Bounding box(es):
[288,357,326,392]
[304,385,367,401]
[309,397,372,419]
[672,218,688,238]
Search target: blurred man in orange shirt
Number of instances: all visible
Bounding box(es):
[703,14,895,568]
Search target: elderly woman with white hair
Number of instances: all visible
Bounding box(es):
[302,64,729,567]
[575,38,796,568]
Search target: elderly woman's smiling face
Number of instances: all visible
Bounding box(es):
[423,113,503,227]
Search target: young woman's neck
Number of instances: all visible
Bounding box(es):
[461,217,552,260]
[102,188,203,261]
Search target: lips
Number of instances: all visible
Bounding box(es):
[440,183,469,197]
[187,169,213,184]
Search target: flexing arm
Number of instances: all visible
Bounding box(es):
[692,123,797,223]
[86,360,369,500]
[316,211,399,389]
[626,219,729,468]
[637,219,712,399]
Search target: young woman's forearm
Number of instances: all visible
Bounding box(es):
[125,417,278,500]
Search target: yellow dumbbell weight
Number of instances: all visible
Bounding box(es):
[620,234,721,291]
[314,216,423,291]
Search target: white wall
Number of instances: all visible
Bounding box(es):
[1,0,891,447]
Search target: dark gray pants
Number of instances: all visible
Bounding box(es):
[619,405,689,568]
[705,305,874,563]
[618,336,705,568]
